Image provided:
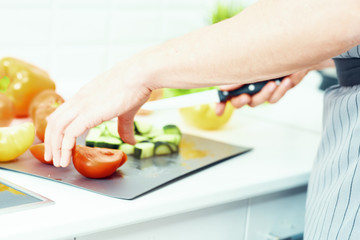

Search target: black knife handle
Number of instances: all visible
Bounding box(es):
[218,77,284,102]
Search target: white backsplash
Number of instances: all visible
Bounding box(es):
[0,0,253,97]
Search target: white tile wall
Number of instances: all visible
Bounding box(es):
[0,0,252,98]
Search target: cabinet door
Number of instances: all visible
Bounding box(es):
[77,200,248,240]
[246,185,307,240]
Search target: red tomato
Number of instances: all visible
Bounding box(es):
[72,145,127,179]
[0,93,14,127]
[29,90,64,121]
[29,143,53,165]
[33,92,64,142]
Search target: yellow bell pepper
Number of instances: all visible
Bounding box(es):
[0,57,56,117]
[0,122,35,162]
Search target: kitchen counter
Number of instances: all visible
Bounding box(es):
[0,72,324,240]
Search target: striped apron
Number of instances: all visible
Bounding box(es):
[305,46,360,239]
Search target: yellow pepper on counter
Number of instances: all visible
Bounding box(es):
[0,122,35,162]
[179,102,234,130]
[0,57,56,117]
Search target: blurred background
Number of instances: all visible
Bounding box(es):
[0,0,258,98]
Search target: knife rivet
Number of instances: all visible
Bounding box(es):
[248,84,255,91]
[223,91,229,96]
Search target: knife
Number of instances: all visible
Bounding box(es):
[142,78,284,111]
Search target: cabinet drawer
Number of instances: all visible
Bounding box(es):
[246,185,307,240]
[77,200,248,240]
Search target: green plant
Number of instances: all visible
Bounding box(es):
[211,2,244,24]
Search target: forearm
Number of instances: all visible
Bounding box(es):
[135,0,359,90]
[311,59,335,71]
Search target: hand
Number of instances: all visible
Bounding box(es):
[44,60,152,168]
[215,69,310,115]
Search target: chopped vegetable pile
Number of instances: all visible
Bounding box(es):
[86,121,182,159]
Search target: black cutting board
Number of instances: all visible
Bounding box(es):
[0,134,251,200]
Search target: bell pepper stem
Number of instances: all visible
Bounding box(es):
[0,76,10,93]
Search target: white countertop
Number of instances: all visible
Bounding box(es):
[0,72,324,240]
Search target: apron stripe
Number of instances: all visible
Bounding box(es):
[305,85,360,240]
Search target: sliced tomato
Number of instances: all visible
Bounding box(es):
[29,143,53,165]
[72,145,127,179]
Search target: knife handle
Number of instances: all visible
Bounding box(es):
[218,77,284,102]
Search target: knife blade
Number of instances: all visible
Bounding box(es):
[142,78,284,111]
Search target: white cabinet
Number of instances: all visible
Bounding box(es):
[247,186,306,240]
[77,186,306,240]
[77,200,248,240]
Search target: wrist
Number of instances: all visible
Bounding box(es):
[129,45,164,92]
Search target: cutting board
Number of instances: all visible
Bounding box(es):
[0,134,251,200]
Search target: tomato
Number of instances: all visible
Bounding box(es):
[29,143,53,165]
[29,90,64,121]
[179,102,234,130]
[0,122,35,162]
[33,92,64,142]
[0,93,14,127]
[72,145,127,179]
[0,57,56,117]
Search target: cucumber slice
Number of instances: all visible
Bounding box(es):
[94,122,106,131]
[154,142,173,156]
[85,127,102,147]
[134,121,153,135]
[143,127,164,139]
[94,136,122,149]
[152,134,181,145]
[168,143,179,153]
[163,124,181,136]
[119,143,135,155]
[135,135,150,143]
[134,142,155,159]
[104,121,120,139]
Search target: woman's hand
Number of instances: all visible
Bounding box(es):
[215,69,310,115]
[44,59,153,168]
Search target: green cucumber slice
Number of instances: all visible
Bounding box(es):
[143,127,164,139]
[85,128,102,147]
[135,135,150,143]
[168,143,179,153]
[152,134,181,145]
[163,124,181,136]
[94,136,122,149]
[154,142,173,156]
[104,121,120,139]
[119,143,135,155]
[134,142,155,159]
[134,121,153,135]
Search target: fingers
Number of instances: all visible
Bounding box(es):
[216,94,250,116]
[223,79,290,110]
[269,77,293,103]
[44,103,77,167]
[230,94,251,108]
[215,102,226,116]
[118,114,136,145]
[247,81,277,107]
[59,116,89,167]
